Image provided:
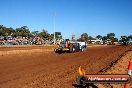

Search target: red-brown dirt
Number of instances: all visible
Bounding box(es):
[0,45,132,88]
[97,48,132,88]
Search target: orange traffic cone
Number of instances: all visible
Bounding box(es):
[124,59,132,88]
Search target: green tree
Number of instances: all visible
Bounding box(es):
[0,25,6,30]
[102,36,107,41]
[0,25,6,36]
[0,25,15,36]
[31,31,39,36]
[107,33,115,39]
[14,26,30,37]
[88,36,95,40]
[49,34,54,39]
[81,33,88,41]
[39,29,50,39]
[0,29,5,36]
[113,38,118,42]
[3,27,15,35]
[88,36,95,44]
[55,32,62,39]
[128,35,132,40]
[107,33,118,44]
[120,36,128,45]
[96,35,102,39]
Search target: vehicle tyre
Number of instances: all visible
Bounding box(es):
[81,48,84,52]
[72,47,75,52]
[70,46,75,53]
[81,48,86,52]
[54,48,57,53]
[58,51,62,54]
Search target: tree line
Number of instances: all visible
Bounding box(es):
[0,25,132,45]
[78,33,132,45]
[0,25,62,40]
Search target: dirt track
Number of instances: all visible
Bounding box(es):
[0,45,132,88]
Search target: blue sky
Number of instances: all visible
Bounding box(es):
[0,0,132,39]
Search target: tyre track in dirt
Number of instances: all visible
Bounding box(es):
[97,48,132,88]
[0,45,132,88]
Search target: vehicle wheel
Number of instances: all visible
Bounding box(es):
[72,47,75,52]
[70,46,75,53]
[54,49,56,53]
[81,48,84,52]
[58,51,62,54]
[81,48,86,52]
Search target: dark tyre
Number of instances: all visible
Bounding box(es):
[81,48,86,52]
[54,48,57,53]
[70,46,75,53]
[58,51,62,54]
[72,47,75,52]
